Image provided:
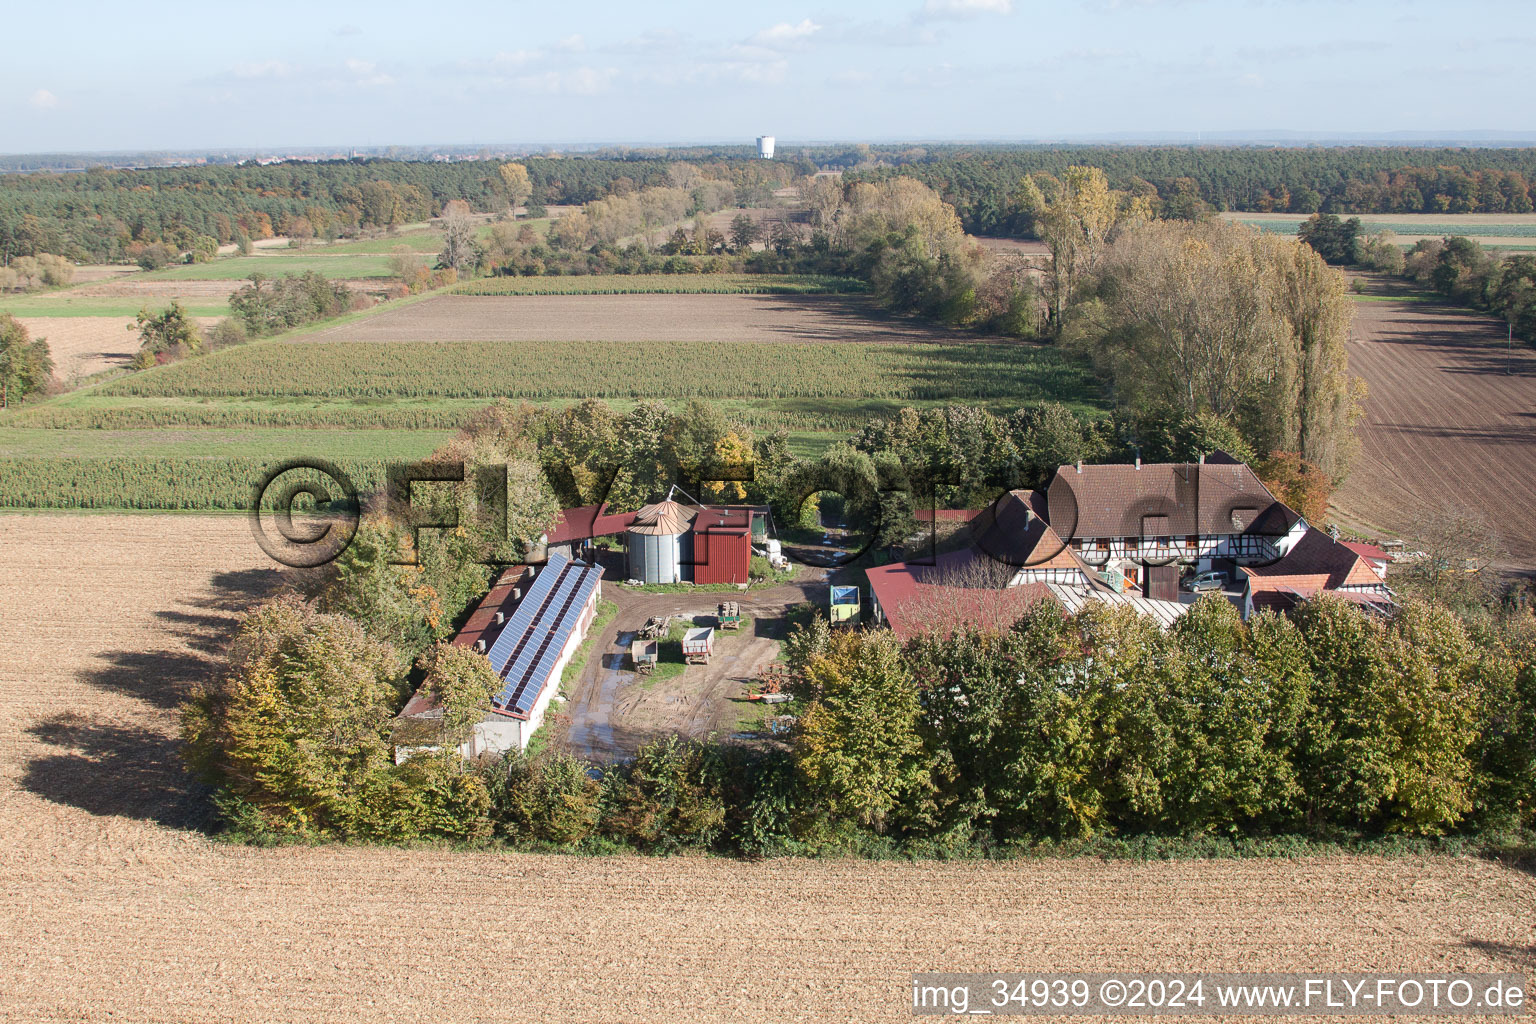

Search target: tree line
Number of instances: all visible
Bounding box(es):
[844,146,1536,234]
[1295,213,1536,345]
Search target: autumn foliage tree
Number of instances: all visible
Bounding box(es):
[0,314,52,407]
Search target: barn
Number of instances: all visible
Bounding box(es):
[393,552,604,761]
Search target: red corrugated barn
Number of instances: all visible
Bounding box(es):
[690,507,752,585]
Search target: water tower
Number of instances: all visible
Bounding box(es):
[756,135,775,159]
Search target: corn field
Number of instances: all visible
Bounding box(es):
[1,401,485,431]
[451,274,865,296]
[100,340,1099,404]
[0,457,393,510]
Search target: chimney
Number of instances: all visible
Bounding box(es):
[1134,447,1142,470]
[512,587,521,601]
[474,639,486,653]
[1198,453,1205,465]
[1075,460,1082,474]
[495,611,506,626]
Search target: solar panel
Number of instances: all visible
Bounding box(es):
[484,555,565,673]
[479,551,603,716]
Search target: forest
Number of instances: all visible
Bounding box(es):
[8,145,1536,263]
[845,146,1536,233]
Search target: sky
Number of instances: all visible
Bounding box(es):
[5,0,1534,153]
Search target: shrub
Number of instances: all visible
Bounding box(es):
[601,736,727,852]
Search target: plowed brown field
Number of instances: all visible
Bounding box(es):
[1332,277,1536,566]
[306,292,981,344]
[1,514,1532,1023]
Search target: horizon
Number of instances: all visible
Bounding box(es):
[8,0,1533,153]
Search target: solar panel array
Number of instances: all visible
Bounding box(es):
[483,552,603,717]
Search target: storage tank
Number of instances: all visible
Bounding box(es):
[625,499,697,584]
[756,135,775,159]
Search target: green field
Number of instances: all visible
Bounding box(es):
[98,337,1099,407]
[3,263,1105,508]
[0,426,452,460]
[0,296,232,318]
[452,274,865,296]
[141,253,398,280]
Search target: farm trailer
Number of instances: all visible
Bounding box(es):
[682,627,715,665]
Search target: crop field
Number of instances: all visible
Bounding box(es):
[0,295,231,318]
[0,395,493,430]
[1331,275,1536,567]
[452,273,864,296]
[17,314,222,381]
[0,427,451,510]
[140,252,398,280]
[1223,211,1536,250]
[310,292,973,345]
[0,513,1532,1022]
[98,335,1098,407]
[0,426,450,460]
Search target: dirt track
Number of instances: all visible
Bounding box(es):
[1,514,1532,1022]
[306,292,983,344]
[1332,276,1536,566]
[558,573,827,759]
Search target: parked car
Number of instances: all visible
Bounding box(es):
[1184,570,1226,593]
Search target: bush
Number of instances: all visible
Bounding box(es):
[600,737,727,852]
[492,750,602,845]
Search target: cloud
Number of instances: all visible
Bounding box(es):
[344,58,394,88]
[28,88,59,110]
[603,29,690,55]
[514,66,618,95]
[485,49,544,70]
[231,60,294,80]
[748,18,822,49]
[919,0,1013,18]
[334,24,362,37]
[556,34,586,52]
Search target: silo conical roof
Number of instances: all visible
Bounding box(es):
[628,499,698,535]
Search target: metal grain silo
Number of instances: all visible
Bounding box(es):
[625,499,696,583]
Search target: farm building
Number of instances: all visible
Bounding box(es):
[547,493,770,586]
[1239,530,1393,617]
[541,502,633,563]
[393,552,604,761]
[867,451,1380,633]
[866,559,1055,637]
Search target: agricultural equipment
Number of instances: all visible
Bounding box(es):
[829,584,860,625]
[682,626,715,665]
[637,615,671,640]
[717,601,742,630]
[746,692,792,704]
[630,639,657,674]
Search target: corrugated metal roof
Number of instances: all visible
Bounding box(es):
[1044,583,1192,628]
[628,500,697,536]
[485,552,603,718]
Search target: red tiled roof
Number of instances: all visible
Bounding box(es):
[968,491,1084,571]
[1045,455,1280,540]
[1343,540,1390,564]
[914,508,983,523]
[401,565,529,718]
[866,560,1055,638]
[548,503,633,544]
[1243,529,1383,590]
